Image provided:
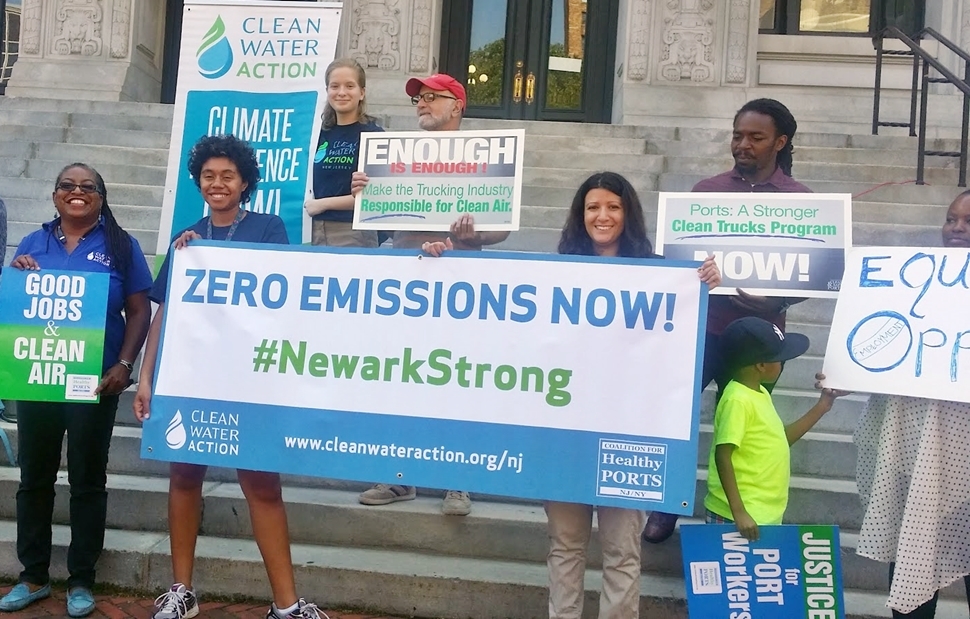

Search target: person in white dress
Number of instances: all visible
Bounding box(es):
[854,189,970,618]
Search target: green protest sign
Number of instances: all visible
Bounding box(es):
[0,269,109,402]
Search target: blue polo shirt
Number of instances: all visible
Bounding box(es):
[150,212,289,304]
[13,218,153,373]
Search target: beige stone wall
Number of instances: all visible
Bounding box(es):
[336,0,439,120]
[6,0,165,101]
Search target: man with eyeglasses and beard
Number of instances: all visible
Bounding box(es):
[350,74,509,517]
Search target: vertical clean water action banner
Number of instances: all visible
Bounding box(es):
[0,270,109,402]
[353,130,525,231]
[681,524,845,619]
[142,244,708,511]
[822,247,970,402]
[157,0,342,256]
[656,193,852,298]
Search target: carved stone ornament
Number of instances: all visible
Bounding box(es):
[110,0,131,59]
[408,0,432,72]
[51,0,104,57]
[658,0,716,83]
[20,0,43,55]
[627,0,652,81]
[348,0,402,71]
[725,0,749,83]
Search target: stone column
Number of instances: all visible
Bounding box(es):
[336,0,442,121]
[5,0,165,102]
[615,0,758,124]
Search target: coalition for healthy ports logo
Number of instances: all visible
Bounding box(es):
[197,16,233,79]
[165,408,241,456]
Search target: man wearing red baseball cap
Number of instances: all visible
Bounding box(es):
[404,73,468,130]
[350,74,510,516]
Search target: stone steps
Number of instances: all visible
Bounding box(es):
[652,141,959,168]
[666,157,964,185]
[0,470,962,613]
[659,173,961,204]
[1,520,936,618]
[0,141,169,167]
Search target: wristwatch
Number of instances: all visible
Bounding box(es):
[118,359,134,372]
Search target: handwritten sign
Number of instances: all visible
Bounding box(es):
[353,129,525,232]
[0,269,109,402]
[823,247,970,402]
[656,192,852,298]
[681,524,845,618]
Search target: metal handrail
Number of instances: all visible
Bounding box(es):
[920,27,970,65]
[872,26,970,186]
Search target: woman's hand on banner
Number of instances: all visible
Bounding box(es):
[698,254,721,289]
[11,254,40,270]
[173,230,202,250]
[133,381,152,421]
[422,238,454,257]
[351,171,370,196]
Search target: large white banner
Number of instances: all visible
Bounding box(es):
[157,0,341,257]
[823,247,970,402]
[142,245,709,510]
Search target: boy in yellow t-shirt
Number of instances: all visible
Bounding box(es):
[704,316,846,541]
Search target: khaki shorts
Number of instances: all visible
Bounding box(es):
[311,219,378,248]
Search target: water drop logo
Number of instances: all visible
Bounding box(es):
[314,141,329,164]
[166,410,187,450]
[197,16,233,79]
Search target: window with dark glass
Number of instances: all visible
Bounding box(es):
[759,0,923,36]
[1,0,21,94]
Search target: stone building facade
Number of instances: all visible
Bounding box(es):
[4,1,969,133]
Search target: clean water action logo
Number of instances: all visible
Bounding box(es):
[314,141,329,164]
[197,16,233,79]
[166,410,187,449]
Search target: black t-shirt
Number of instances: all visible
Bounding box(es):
[312,120,384,223]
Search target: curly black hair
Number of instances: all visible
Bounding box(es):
[557,171,654,258]
[55,162,133,276]
[734,98,798,177]
[186,134,261,205]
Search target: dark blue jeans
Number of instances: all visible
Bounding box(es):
[16,396,118,589]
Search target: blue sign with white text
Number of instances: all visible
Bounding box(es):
[681,524,845,619]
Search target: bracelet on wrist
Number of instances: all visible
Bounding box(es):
[118,359,134,373]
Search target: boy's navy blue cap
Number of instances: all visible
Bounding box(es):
[720,316,810,369]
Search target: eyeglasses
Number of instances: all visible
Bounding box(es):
[56,181,100,194]
[411,92,458,105]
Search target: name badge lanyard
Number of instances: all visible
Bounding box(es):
[206,208,246,241]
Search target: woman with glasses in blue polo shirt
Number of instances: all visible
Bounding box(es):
[0,163,153,618]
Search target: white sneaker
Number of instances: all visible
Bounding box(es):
[267,598,330,619]
[441,490,472,516]
[152,584,198,619]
